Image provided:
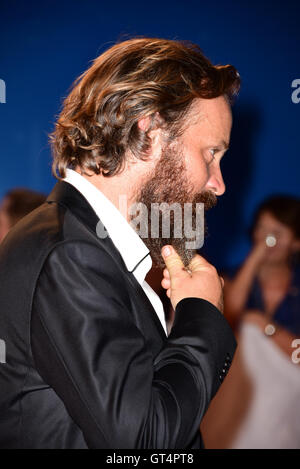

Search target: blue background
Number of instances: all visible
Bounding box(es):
[0,0,299,269]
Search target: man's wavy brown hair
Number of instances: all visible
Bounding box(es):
[50,37,240,178]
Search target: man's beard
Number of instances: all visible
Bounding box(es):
[131,141,217,269]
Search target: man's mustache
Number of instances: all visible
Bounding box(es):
[193,190,218,211]
[142,189,217,211]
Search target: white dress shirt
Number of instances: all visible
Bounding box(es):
[64,169,167,335]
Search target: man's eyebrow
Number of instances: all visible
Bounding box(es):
[204,140,230,152]
[216,140,229,150]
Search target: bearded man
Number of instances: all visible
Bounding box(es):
[0,38,240,449]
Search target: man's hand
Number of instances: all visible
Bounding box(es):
[161,245,224,313]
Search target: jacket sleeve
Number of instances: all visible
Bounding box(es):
[31,241,237,449]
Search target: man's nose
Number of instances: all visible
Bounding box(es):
[205,166,226,196]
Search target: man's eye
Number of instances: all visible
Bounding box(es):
[207,149,216,164]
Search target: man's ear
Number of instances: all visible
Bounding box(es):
[137,114,163,159]
[138,116,152,132]
[138,112,163,132]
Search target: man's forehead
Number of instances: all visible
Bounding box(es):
[191,96,231,118]
[185,97,232,142]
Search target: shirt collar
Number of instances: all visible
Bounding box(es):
[63,169,152,280]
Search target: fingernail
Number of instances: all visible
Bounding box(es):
[162,246,171,257]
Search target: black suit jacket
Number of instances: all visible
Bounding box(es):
[0,181,236,449]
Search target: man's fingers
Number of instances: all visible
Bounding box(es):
[188,254,211,273]
[161,245,185,277]
[161,277,171,289]
[163,268,170,279]
[188,254,224,288]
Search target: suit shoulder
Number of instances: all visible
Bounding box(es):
[43,238,125,282]
[0,201,66,256]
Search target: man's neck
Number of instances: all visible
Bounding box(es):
[75,165,147,223]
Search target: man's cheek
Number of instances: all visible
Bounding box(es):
[188,166,208,192]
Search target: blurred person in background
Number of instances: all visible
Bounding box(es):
[0,188,46,243]
[201,195,300,449]
[225,195,300,338]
